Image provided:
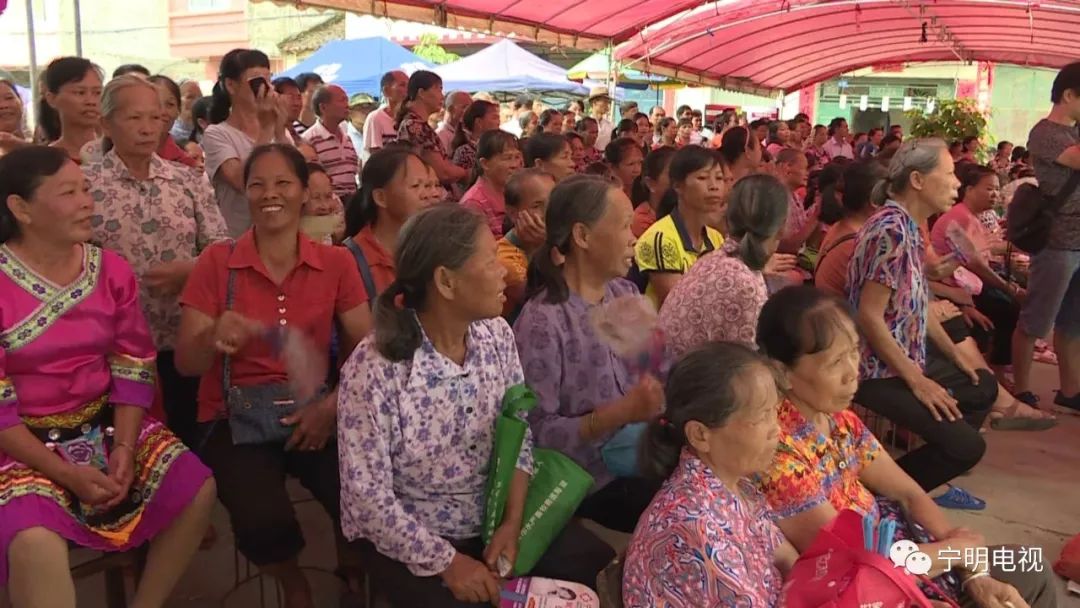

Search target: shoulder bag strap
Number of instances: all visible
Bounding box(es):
[344,237,377,310]
[816,232,858,269]
[221,241,238,400]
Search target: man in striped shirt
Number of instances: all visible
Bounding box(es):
[302,85,361,200]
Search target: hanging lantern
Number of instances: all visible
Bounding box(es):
[881,96,890,111]
[859,95,869,111]
[903,97,913,111]
[926,98,937,113]
[839,94,848,109]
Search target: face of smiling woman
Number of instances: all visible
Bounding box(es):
[245,149,306,234]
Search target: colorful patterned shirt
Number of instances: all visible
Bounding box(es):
[86,149,229,350]
[846,201,928,379]
[623,450,784,608]
[513,279,638,489]
[659,238,768,357]
[398,108,445,157]
[754,400,882,523]
[337,317,534,577]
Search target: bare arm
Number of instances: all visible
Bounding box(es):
[421,149,469,183]
[1056,144,1080,169]
[174,307,219,377]
[213,158,246,193]
[647,272,682,308]
[0,425,79,486]
[336,305,373,365]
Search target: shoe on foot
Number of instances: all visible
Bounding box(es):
[932,485,986,510]
[1015,391,1040,407]
[1053,391,1080,412]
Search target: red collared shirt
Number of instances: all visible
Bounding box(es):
[350,225,397,298]
[180,229,367,421]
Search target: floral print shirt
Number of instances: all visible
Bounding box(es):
[86,150,229,350]
[623,450,785,608]
[659,238,768,357]
[846,202,928,380]
[398,108,445,157]
[513,279,638,489]
[337,317,534,577]
[754,400,882,523]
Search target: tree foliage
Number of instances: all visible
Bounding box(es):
[412,34,460,65]
[905,98,991,160]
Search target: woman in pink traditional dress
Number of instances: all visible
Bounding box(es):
[0,145,216,607]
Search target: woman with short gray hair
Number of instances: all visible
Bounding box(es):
[847,138,999,500]
[659,173,790,355]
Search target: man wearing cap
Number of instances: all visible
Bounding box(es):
[589,86,615,151]
[363,70,408,161]
[437,91,472,156]
[347,94,376,159]
[303,84,361,200]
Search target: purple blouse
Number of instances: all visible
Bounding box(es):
[512,279,638,490]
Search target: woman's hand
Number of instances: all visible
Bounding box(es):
[440,551,501,604]
[483,520,520,576]
[212,311,263,355]
[966,576,1030,608]
[927,255,961,281]
[282,392,337,451]
[60,464,122,506]
[905,374,962,422]
[962,306,995,332]
[764,253,799,276]
[931,299,963,323]
[623,374,665,423]
[102,444,136,509]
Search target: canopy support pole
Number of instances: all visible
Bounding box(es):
[25,0,38,133]
[73,0,83,56]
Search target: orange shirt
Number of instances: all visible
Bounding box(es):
[496,233,529,318]
[815,222,858,298]
[350,225,397,299]
[632,204,658,238]
[180,230,367,421]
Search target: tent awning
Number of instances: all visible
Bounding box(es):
[615,0,1080,94]
[434,39,588,95]
[275,36,431,96]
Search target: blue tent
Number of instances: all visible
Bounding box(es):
[276,37,431,97]
[434,40,587,96]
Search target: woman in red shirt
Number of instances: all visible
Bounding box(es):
[176,144,370,607]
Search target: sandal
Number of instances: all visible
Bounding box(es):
[1015,391,1040,407]
[989,399,1057,431]
[1054,391,1080,413]
[932,485,986,510]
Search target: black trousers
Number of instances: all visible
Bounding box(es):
[355,520,614,608]
[855,350,997,491]
[576,476,661,534]
[199,421,342,565]
[973,287,1021,366]
[156,350,201,448]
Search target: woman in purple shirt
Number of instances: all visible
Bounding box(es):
[514,175,665,533]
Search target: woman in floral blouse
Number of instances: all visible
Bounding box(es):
[87,75,229,447]
[338,205,613,606]
[623,342,797,608]
[396,70,468,186]
[514,175,665,533]
[754,286,1057,608]
[846,139,998,493]
[660,174,789,356]
[450,100,500,197]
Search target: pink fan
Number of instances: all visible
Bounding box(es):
[264,326,328,402]
[589,295,665,377]
[944,221,988,266]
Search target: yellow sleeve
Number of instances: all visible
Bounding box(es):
[635,224,685,273]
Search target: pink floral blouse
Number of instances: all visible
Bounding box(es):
[658,239,768,357]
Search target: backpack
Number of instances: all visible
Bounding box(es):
[1006,170,1080,254]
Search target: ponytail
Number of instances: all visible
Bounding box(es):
[525,244,569,303]
[725,174,789,271]
[373,281,425,361]
[208,80,232,125]
[639,418,684,480]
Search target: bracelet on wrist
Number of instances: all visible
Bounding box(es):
[960,571,990,588]
[113,441,135,453]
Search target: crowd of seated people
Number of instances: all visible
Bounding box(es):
[0,46,1077,608]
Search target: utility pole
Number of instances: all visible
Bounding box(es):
[73,0,83,56]
[25,0,38,126]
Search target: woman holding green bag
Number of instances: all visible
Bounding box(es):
[514,174,665,533]
[338,204,614,606]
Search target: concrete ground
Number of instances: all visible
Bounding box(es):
[71,362,1079,607]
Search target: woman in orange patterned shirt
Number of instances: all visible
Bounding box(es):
[753,286,1055,608]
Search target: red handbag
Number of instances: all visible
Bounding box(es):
[1053,533,1080,582]
[783,509,938,608]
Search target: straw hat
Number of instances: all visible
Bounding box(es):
[587,86,613,103]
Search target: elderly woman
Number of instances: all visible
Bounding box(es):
[338,205,614,606]
[86,75,229,448]
[846,139,998,499]
[755,286,1059,608]
[660,174,789,355]
[623,342,797,608]
[38,57,103,162]
[176,144,371,608]
[0,146,216,607]
[514,175,665,533]
[635,145,726,308]
[396,70,468,186]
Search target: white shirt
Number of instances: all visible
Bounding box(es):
[822,137,854,160]
[594,116,614,151]
[362,107,398,162]
[501,118,522,137]
[436,122,457,156]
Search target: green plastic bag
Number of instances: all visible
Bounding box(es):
[483,384,594,576]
